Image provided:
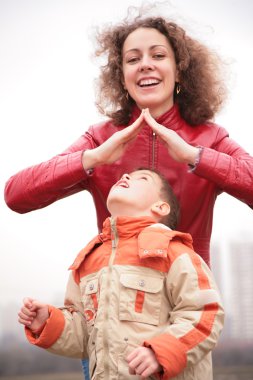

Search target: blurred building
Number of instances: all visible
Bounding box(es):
[211,238,253,342]
[211,241,224,295]
[229,239,253,341]
[211,240,231,341]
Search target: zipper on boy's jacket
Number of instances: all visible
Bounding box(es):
[103,218,119,377]
[111,218,119,251]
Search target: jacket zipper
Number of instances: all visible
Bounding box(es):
[152,132,156,170]
[103,218,119,378]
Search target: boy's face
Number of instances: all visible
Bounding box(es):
[107,169,163,217]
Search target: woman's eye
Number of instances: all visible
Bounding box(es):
[153,53,165,59]
[127,57,139,64]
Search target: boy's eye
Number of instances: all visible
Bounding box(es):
[139,176,148,180]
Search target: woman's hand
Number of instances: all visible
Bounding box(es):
[82,110,145,170]
[18,297,49,333]
[143,108,199,165]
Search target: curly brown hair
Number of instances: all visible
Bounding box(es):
[95,10,227,126]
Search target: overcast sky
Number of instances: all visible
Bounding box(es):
[1,0,253,311]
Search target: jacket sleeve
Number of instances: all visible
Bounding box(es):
[195,126,253,208]
[4,129,97,213]
[25,271,88,359]
[143,252,224,379]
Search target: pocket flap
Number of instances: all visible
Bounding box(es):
[120,274,163,293]
[85,278,99,295]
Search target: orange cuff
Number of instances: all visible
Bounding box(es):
[143,333,187,379]
[25,305,65,349]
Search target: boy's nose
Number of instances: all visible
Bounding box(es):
[122,173,130,180]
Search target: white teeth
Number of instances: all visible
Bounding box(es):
[139,79,160,87]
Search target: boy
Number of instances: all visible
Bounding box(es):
[18,169,224,379]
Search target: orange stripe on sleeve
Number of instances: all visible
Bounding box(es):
[25,305,65,349]
[189,252,210,289]
[143,304,219,378]
[179,303,219,350]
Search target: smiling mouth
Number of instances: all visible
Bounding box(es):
[138,79,161,87]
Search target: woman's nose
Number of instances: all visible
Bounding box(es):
[139,56,154,72]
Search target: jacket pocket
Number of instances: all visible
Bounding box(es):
[119,273,164,325]
[81,278,99,326]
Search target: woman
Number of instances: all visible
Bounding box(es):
[4,15,253,267]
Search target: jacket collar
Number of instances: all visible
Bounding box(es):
[69,216,156,270]
[69,216,193,270]
[102,216,193,259]
[101,216,157,240]
[130,103,185,132]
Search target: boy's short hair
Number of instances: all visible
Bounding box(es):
[134,168,180,229]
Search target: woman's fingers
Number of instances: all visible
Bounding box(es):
[120,109,145,141]
[143,108,168,139]
[131,109,146,130]
[143,108,198,164]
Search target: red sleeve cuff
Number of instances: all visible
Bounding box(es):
[25,306,65,349]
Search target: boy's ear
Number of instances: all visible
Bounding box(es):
[151,201,170,218]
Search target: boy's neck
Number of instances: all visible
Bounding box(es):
[110,211,155,219]
[110,212,159,224]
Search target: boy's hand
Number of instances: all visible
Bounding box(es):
[18,297,49,333]
[126,346,162,379]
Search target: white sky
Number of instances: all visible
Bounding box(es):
[1,0,253,310]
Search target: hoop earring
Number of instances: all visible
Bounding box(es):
[176,83,181,95]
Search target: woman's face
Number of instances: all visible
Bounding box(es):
[122,27,178,117]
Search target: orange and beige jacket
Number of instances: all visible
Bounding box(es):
[26,216,224,380]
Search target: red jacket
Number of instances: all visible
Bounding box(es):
[4,105,253,265]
